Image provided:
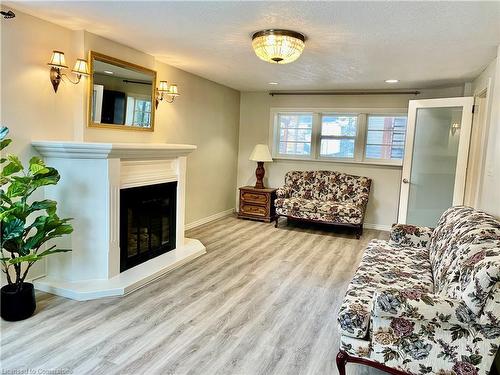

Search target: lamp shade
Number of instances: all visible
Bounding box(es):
[48,50,68,68]
[249,144,273,162]
[158,80,169,92]
[168,84,180,96]
[72,58,89,76]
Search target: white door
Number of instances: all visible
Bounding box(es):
[398,97,474,226]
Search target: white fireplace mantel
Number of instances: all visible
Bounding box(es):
[31,141,197,159]
[31,141,206,301]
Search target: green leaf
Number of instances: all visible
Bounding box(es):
[2,155,23,176]
[30,167,60,189]
[0,207,17,221]
[0,138,11,151]
[29,157,49,175]
[0,127,9,141]
[0,190,10,204]
[28,200,57,216]
[8,248,71,264]
[37,247,72,257]
[6,180,29,198]
[22,215,73,253]
[1,218,24,241]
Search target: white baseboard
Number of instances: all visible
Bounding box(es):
[364,223,392,232]
[185,208,235,231]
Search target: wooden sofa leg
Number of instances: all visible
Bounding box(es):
[274,216,279,228]
[336,350,349,375]
[355,225,363,239]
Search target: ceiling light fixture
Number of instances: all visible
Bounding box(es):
[385,79,399,83]
[268,82,279,85]
[252,29,305,64]
[103,70,114,75]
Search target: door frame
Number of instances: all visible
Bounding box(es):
[398,97,474,224]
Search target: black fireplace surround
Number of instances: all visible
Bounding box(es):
[120,182,177,272]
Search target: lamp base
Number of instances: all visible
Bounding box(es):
[254,161,265,189]
[50,67,61,93]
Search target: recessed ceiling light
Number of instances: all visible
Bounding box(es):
[104,70,114,75]
[268,82,279,85]
[385,79,399,83]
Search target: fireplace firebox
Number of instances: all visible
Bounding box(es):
[120,182,177,272]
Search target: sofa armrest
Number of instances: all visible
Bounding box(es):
[388,224,433,248]
[372,287,475,327]
[276,186,293,198]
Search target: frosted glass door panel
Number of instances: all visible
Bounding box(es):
[406,107,463,226]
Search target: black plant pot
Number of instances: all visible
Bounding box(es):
[1,282,36,321]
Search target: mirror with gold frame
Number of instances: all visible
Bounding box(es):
[88,51,156,131]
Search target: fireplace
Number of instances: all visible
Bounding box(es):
[31,141,206,300]
[120,182,177,272]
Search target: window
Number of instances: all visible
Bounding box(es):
[133,98,152,127]
[277,113,313,156]
[365,115,407,161]
[125,96,152,127]
[272,109,407,165]
[320,115,357,159]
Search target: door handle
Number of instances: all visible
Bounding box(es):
[402,178,409,184]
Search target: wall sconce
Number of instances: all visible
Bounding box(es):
[451,122,461,135]
[48,50,89,93]
[155,81,180,108]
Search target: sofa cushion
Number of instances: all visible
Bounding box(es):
[275,197,318,214]
[283,170,371,206]
[317,202,363,221]
[328,172,372,206]
[275,204,364,224]
[338,239,434,339]
[284,170,328,200]
[428,206,500,314]
[389,224,434,248]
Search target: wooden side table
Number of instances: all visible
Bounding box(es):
[238,186,277,223]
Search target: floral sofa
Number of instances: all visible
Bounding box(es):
[274,171,371,238]
[337,206,500,375]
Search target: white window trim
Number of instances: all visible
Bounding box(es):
[269,107,408,167]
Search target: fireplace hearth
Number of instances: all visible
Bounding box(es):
[120,182,177,272]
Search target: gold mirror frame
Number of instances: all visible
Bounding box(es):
[87,51,157,132]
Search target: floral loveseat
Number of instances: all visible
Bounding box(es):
[274,171,371,238]
[337,206,500,375]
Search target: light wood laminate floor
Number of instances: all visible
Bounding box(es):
[1,215,388,375]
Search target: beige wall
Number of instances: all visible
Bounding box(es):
[1,9,240,279]
[237,86,465,229]
[471,48,500,218]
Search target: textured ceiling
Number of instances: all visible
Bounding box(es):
[6,1,500,91]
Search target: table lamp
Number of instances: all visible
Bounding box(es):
[249,144,273,189]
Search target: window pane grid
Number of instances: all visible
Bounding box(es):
[319,115,358,158]
[365,115,407,161]
[274,111,407,163]
[277,113,313,156]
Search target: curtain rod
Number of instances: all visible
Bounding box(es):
[269,90,420,96]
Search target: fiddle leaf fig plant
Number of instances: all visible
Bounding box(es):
[0,127,73,291]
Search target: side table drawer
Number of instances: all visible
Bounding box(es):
[240,204,268,217]
[241,191,269,205]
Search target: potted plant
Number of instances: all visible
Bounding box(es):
[1,127,73,321]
